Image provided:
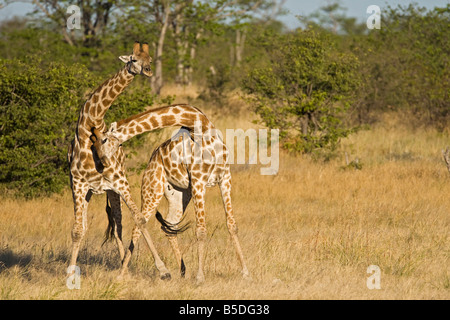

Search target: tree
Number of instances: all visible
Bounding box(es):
[118,0,190,94]
[0,0,120,47]
[242,29,360,154]
[353,4,450,126]
[119,0,283,93]
[230,0,286,68]
[298,0,366,35]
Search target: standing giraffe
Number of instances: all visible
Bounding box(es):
[68,42,212,280]
[95,107,250,283]
[67,41,159,277]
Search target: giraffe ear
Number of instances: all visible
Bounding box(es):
[108,122,117,133]
[119,55,131,64]
[90,132,97,143]
[90,127,104,144]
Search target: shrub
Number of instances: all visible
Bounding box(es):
[354,4,450,127]
[242,29,360,154]
[0,56,152,197]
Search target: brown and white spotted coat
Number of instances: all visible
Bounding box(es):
[67,43,214,280]
[97,105,250,283]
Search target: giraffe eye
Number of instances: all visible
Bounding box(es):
[102,138,107,144]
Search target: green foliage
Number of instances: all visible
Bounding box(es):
[0,1,447,197]
[104,79,155,125]
[0,18,121,77]
[298,0,367,35]
[242,29,360,154]
[353,4,450,127]
[0,57,152,198]
[0,19,79,61]
[0,57,97,197]
[198,63,232,103]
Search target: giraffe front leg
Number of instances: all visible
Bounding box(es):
[69,189,90,274]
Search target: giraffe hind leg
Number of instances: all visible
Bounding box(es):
[219,174,250,280]
[192,184,207,284]
[117,181,171,281]
[156,184,192,235]
[156,211,188,278]
[156,184,192,277]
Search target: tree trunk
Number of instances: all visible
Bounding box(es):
[173,12,188,87]
[32,0,113,48]
[235,28,247,67]
[186,29,203,87]
[152,5,171,95]
[300,116,309,136]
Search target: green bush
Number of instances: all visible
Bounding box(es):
[0,57,95,197]
[354,4,450,127]
[198,62,231,104]
[242,29,360,154]
[0,56,152,198]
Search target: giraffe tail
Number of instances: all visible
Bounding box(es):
[102,196,115,245]
[155,211,191,235]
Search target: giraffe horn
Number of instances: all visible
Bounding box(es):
[133,41,141,55]
[142,42,149,54]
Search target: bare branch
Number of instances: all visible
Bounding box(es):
[0,0,33,10]
[265,0,287,21]
[31,0,74,45]
[216,0,264,20]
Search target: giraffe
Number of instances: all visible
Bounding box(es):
[67,41,155,277]
[95,107,250,283]
[67,42,212,280]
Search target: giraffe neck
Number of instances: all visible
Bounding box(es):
[77,66,134,139]
[110,105,214,144]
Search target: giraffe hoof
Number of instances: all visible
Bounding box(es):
[196,274,205,285]
[116,271,131,282]
[160,273,171,281]
[243,273,253,282]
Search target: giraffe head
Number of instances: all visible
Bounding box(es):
[90,125,120,168]
[119,41,152,77]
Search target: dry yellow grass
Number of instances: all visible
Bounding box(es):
[0,98,449,299]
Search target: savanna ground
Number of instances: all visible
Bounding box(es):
[0,88,449,300]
